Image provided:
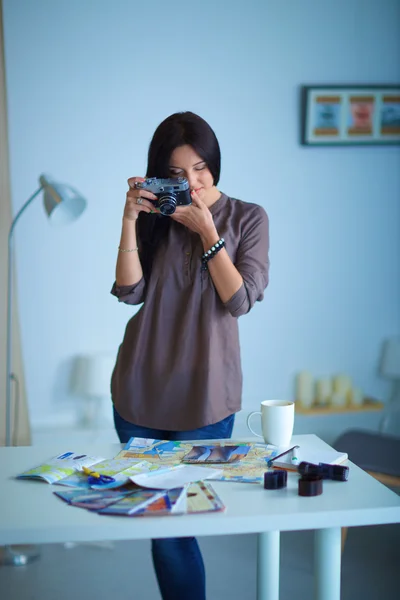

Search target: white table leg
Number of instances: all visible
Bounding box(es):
[257,531,280,600]
[314,527,341,600]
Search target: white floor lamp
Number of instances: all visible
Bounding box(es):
[70,353,116,427]
[2,174,86,566]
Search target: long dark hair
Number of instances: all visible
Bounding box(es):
[137,111,221,281]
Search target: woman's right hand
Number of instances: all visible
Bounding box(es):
[123,177,159,221]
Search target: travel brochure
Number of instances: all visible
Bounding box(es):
[116,437,278,483]
[57,458,162,489]
[130,464,223,489]
[53,481,225,517]
[16,436,280,517]
[17,454,162,489]
[119,440,277,484]
[53,487,137,511]
[16,452,106,484]
[181,444,249,463]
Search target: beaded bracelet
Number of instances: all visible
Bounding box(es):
[201,238,225,270]
[118,246,138,253]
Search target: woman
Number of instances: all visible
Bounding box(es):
[111,111,269,600]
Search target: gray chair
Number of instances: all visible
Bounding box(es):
[333,428,400,551]
[334,428,400,487]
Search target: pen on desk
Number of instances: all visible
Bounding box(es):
[267,445,300,468]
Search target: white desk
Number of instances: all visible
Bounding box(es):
[1,434,399,600]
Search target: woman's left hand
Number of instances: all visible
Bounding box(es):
[170,190,217,239]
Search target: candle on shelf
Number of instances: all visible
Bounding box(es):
[349,387,364,406]
[296,371,314,408]
[332,374,352,396]
[315,378,332,406]
[330,392,347,407]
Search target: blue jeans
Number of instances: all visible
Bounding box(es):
[113,408,235,600]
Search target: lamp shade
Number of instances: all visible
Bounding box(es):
[39,174,86,225]
[380,337,400,379]
[70,354,116,398]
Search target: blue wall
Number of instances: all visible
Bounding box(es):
[3,0,400,429]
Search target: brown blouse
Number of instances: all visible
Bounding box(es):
[110,192,270,430]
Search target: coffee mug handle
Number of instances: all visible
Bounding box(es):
[246,411,263,438]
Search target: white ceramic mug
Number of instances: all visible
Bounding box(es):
[247,400,295,446]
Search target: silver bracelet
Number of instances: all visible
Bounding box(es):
[118,246,138,253]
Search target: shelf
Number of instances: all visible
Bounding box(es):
[295,398,384,415]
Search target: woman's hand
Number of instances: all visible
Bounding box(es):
[171,190,217,241]
[123,177,158,221]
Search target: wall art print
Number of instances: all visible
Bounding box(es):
[301,85,400,146]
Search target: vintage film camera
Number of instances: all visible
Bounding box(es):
[135,177,191,216]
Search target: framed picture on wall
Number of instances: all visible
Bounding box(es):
[300,85,400,146]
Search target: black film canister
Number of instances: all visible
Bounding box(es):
[298,461,349,482]
[298,474,323,496]
[298,462,321,477]
[264,470,288,489]
[318,463,349,482]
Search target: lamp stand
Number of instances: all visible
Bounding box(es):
[1,187,44,567]
[2,175,86,567]
[80,396,99,428]
[6,186,43,446]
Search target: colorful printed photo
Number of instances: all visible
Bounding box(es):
[348,95,375,136]
[182,444,250,464]
[312,95,341,137]
[380,95,400,135]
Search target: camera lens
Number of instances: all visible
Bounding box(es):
[158,194,177,216]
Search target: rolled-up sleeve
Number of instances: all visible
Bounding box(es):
[224,206,270,318]
[110,278,146,305]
